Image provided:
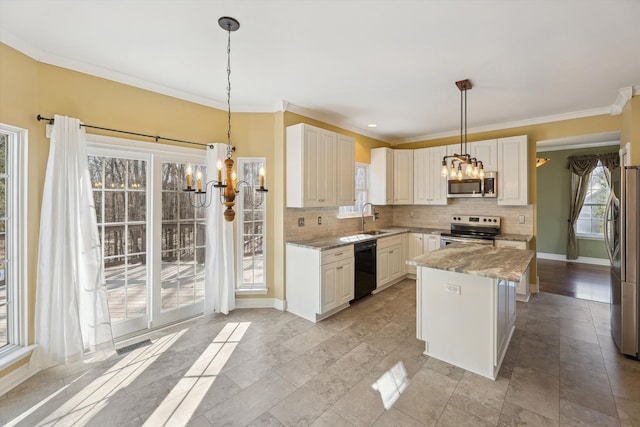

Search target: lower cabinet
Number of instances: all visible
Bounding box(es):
[494,239,531,301]
[377,235,403,290]
[286,243,354,322]
[321,257,354,314]
[406,233,440,276]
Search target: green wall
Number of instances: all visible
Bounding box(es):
[536,145,617,259]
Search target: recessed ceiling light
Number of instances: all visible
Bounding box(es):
[368,124,377,128]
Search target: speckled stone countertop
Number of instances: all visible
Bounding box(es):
[407,243,535,282]
[286,228,407,250]
[495,233,533,243]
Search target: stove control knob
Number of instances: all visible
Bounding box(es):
[482,218,487,222]
[493,219,497,223]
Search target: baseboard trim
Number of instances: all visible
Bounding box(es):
[235,298,285,311]
[0,363,38,396]
[537,252,609,266]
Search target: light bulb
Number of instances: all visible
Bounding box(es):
[465,163,472,175]
[479,168,485,179]
[441,160,448,177]
[450,163,456,178]
[457,165,463,180]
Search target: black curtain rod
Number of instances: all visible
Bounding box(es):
[36,114,213,149]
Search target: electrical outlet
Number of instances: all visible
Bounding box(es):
[317,216,322,225]
[298,217,305,227]
[410,211,415,218]
[518,215,525,224]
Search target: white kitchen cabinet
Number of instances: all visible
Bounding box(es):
[470,139,498,172]
[321,257,354,314]
[336,133,356,206]
[286,244,354,322]
[406,233,441,275]
[370,147,394,205]
[287,123,356,208]
[497,135,528,206]
[414,146,448,205]
[393,150,414,204]
[494,239,531,301]
[376,235,403,290]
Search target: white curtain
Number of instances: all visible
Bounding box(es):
[32,115,113,370]
[204,144,236,315]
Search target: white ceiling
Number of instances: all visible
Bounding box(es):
[1,0,639,143]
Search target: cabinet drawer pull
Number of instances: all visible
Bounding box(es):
[337,266,343,270]
[335,252,343,256]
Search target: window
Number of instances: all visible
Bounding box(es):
[0,123,29,368]
[577,162,610,239]
[338,163,369,218]
[89,155,149,323]
[236,158,266,293]
[87,137,207,338]
[160,162,206,308]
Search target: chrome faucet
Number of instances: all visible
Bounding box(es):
[361,202,378,233]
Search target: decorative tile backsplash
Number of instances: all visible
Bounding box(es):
[285,199,533,241]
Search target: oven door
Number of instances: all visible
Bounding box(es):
[440,235,495,248]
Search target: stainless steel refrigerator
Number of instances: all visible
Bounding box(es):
[607,163,639,358]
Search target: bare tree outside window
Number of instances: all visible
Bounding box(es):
[90,156,148,322]
[161,162,206,309]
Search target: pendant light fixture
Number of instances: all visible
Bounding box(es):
[440,79,485,180]
[183,16,267,220]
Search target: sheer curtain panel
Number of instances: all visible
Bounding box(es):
[204,144,235,314]
[32,115,112,370]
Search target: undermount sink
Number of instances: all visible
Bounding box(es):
[362,230,387,236]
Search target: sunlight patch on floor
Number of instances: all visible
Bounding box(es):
[143,322,251,426]
[7,328,187,426]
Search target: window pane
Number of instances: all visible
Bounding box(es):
[128,192,146,221]
[163,193,178,221]
[128,160,146,190]
[0,222,5,260]
[104,191,126,223]
[105,158,126,189]
[88,156,103,186]
[0,136,5,175]
[162,223,178,251]
[0,177,5,218]
[179,193,194,220]
[127,225,146,255]
[104,225,126,257]
[94,192,103,223]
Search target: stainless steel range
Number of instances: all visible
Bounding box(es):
[440,215,501,247]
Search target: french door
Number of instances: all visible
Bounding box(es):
[89,142,206,338]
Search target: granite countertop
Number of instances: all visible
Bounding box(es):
[495,233,533,243]
[286,228,408,250]
[407,243,535,282]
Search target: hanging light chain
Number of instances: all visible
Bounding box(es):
[226,23,233,159]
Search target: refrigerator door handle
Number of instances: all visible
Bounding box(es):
[604,193,614,264]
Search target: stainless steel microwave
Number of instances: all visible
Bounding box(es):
[447,171,497,198]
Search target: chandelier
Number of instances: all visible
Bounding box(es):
[440,79,485,180]
[183,16,267,221]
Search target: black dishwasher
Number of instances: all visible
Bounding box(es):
[352,240,377,302]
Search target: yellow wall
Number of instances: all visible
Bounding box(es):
[621,95,640,164]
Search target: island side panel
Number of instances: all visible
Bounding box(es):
[417,266,497,379]
[286,244,321,322]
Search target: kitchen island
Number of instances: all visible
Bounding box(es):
[407,244,534,380]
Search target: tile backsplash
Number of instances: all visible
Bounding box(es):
[285,199,533,241]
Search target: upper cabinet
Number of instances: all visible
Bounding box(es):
[394,150,414,204]
[286,123,355,208]
[370,147,394,205]
[336,134,356,206]
[497,135,528,206]
[414,146,447,205]
[470,139,498,172]
[370,148,414,205]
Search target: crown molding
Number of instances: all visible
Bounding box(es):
[392,106,613,145]
[0,30,272,113]
[610,85,640,115]
[537,130,620,152]
[278,101,392,143]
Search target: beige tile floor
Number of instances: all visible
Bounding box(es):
[2,278,640,426]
